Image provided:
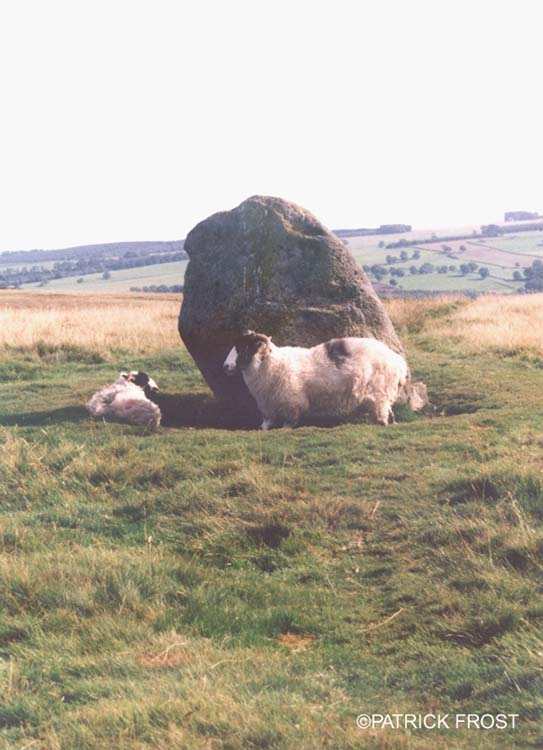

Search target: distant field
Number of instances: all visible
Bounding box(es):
[0,259,57,271]
[484,231,543,255]
[21,260,188,292]
[421,241,530,267]
[345,228,543,294]
[8,226,543,296]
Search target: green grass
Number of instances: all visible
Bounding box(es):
[1,305,543,748]
[21,260,188,292]
[395,270,521,293]
[487,231,543,255]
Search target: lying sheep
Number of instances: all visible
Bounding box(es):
[87,371,161,432]
[223,332,408,429]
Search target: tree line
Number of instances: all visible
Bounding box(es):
[0,251,186,288]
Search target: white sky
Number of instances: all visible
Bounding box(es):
[0,0,541,252]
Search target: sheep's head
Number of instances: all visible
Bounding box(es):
[223,331,271,375]
[126,370,160,398]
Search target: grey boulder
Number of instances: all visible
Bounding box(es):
[178,195,424,424]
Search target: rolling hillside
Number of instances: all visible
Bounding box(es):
[3,222,543,294]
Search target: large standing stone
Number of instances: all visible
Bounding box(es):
[178,195,409,423]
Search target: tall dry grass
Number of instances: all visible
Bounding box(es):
[2,289,543,362]
[0,290,182,358]
[386,293,543,357]
[384,294,464,331]
[424,294,543,356]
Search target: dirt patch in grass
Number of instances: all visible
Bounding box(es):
[277,633,315,652]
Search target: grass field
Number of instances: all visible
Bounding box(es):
[1,291,543,749]
[345,230,543,294]
[20,261,189,293]
[487,233,543,255]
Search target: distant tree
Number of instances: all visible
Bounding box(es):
[77,277,84,283]
[400,250,409,261]
[378,241,385,248]
[371,264,387,279]
[460,264,471,275]
[409,265,419,275]
[449,265,457,272]
[459,245,466,252]
[479,267,490,279]
[481,224,503,237]
[513,271,523,281]
[524,260,543,291]
[389,278,398,286]
[419,262,435,274]
[412,250,421,260]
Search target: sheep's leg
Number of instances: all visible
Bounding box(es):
[281,409,300,429]
[387,407,395,425]
[371,401,391,426]
[261,418,274,431]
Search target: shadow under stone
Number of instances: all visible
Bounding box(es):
[153,392,261,430]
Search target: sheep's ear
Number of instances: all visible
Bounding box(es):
[120,372,129,379]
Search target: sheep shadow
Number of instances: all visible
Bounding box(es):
[0,405,89,427]
[154,393,413,430]
[0,395,422,431]
[0,396,258,431]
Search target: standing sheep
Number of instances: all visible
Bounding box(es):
[223,332,409,429]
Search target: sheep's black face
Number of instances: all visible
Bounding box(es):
[128,370,160,398]
[223,332,270,375]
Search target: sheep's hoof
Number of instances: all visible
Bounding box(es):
[261,419,273,431]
